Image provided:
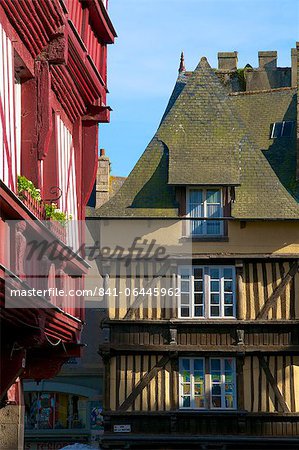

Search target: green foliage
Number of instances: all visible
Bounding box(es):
[17,175,41,202]
[17,175,71,226]
[44,203,71,227]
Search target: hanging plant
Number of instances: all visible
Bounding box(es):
[44,203,72,227]
[17,175,41,202]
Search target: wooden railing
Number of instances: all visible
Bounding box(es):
[20,190,66,243]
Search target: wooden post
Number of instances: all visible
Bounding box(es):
[237,355,245,411]
[236,260,245,320]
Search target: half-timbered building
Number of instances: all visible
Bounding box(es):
[92,48,299,449]
[0,1,116,448]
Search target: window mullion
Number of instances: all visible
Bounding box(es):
[220,268,224,318]
[191,359,194,409]
[204,267,209,319]
[222,359,225,409]
[191,273,194,318]
[205,357,210,410]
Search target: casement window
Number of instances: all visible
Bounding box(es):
[0,23,21,193]
[271,121,294,138]
[178,266,236,319]
[179,357,236,410]
[187,188,223,236]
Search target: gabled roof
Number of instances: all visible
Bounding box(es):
[96,56,299,219]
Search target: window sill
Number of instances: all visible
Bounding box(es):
[180,236,229,242]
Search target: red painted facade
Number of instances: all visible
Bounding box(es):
[0,0,116,405]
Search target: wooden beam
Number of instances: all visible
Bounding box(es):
[258,355,290,412]
[100,344,299,354]
[117,354,170,412]
[256,261,298,319]
[124,261,171,319]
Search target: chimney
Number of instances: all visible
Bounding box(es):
[291,47,297,88]
[258,51,277,69]
[217,52,238,70]
[96,149,110,208]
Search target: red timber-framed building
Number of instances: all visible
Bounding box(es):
[0,0,116,446]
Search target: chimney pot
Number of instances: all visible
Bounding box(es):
[258,51,277,69]
[217,51,238,70]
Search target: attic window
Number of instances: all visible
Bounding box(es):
[271,121,294,139]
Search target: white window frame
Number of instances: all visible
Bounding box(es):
[209,358,237,410]
[179,357,205,409]
[178,266,236,319]
[179,357,236,410]
[186,187,223,237]
[271,121,294,139]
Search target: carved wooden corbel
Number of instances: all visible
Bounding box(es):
[15,221,27,278]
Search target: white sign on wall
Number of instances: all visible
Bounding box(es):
[113,424,131,433]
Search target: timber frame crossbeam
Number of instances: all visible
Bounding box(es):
[117,353,173,412]
[256,261,298,319]
[258,355,290,412]
[124,261,171,320]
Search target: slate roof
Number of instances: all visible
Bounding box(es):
[96,56,299,219]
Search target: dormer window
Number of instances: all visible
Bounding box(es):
[271,121,294,138]
[187,188,223,236]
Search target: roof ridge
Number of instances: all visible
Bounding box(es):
[229,87,296,96]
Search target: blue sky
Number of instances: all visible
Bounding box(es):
[100,0,299,176]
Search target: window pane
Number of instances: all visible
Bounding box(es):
[225,395,234,408]
[212,397,222,408]
[183,385,191,395]
[206,190,221,204]
[194,281,203,292]
[211,359,221,371]
[210,268,219,279]
[282,121,293,137]
[211,294,220,304]
[211,281,220,292]
[191,220,204,235]
[194,384,204,396]
[194,306,204,317]
[194,293,203,305]
[212,385,221,395]
[194,359,203,371]
[194,372,204,383]
[194,268,203,279]
[224,293,233,304]
[224,280,233,291]
[223,268,233,279]
[225,373,233,383]
[182,396,191,407]
[225,383,234,393]
[181,294,190,305]
[181,307,190,317]
[194,397,205,408]
[207,220,221,235]
[224,306,233,316]
[182,372,190,382]
[207,203,221,218]
[182,359,190,371]
[189,189,203,204]
[225,359,233,371]
[210,306,220,316]
[272,122,283,138]
[181,281,190,292]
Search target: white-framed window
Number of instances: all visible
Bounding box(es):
[187,188,223,236]
[178,266,236,319]
[179,357,236,410]
[271,121,294,138]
